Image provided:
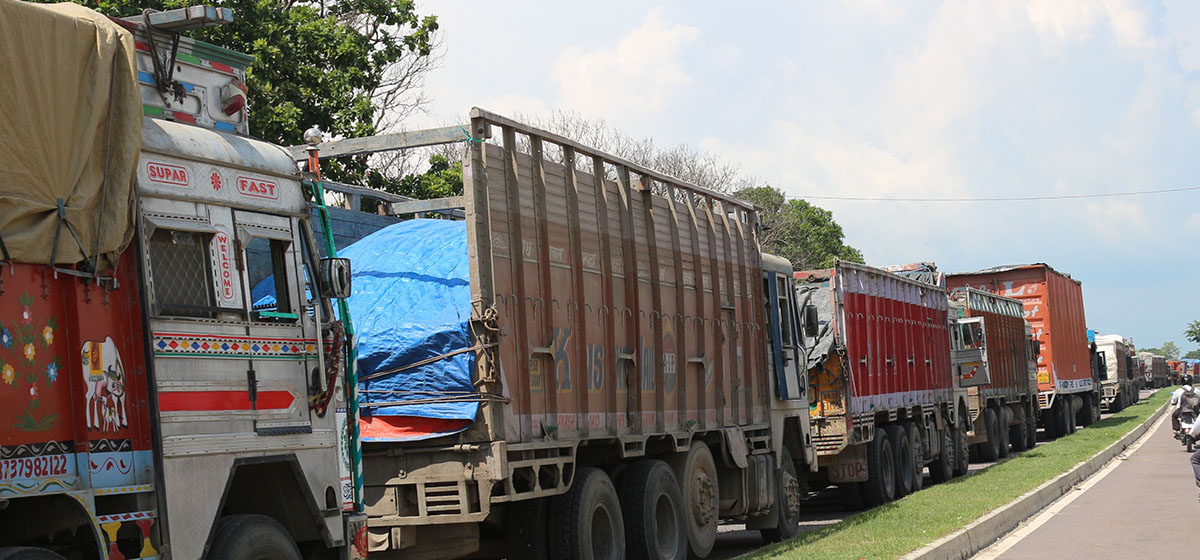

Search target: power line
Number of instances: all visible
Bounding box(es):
[788,184,1200,202]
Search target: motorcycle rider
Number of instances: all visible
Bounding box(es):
[1172,374,1197,432]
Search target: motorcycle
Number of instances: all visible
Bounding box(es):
[1177,410,1197,452]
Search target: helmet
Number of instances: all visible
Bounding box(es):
[1183,374,1194,386]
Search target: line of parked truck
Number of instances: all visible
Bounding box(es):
[0,5,1165,560]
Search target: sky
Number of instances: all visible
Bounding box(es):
[407,0,1199,354]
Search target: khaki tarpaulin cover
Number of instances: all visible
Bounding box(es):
[0,0,141,269]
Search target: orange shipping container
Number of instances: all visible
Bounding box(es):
[947,264,1093,403]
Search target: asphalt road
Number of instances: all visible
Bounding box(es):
[710,391,1154,560]
[975,391,1199,559]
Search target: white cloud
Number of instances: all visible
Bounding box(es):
[549,8,698,119]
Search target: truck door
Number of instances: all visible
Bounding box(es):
[953,317,991,388]
[235,210,315,433]
[767,272,805,400]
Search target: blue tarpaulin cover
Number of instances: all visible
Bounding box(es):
[253,219,476,441]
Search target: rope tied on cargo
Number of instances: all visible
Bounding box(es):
[142,10,186,105]
[358,389,510,408]
[459,126,485,143]
[359,342,499,382]
[47,198,91,275]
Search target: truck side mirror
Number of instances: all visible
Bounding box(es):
[803,305,820,338]
[319,257,352,299]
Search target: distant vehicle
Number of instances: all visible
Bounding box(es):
[948,264,1100,439]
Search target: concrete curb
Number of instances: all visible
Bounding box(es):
[902,397,1170,560]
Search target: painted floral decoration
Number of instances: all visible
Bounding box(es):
[4,293,61,431]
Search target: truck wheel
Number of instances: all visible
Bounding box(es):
[0,548,67,560]
[928,421,953,483]
[864,428,895,506]
[1062,397,1077,434]
[906,422,924,492]
[885,424,913,499]
[668,442,719,559]
[760,447,801,543]
[978,408,1000,462]
[550,468,625,560]
[508,498,551,559]
[952,417,970,477]
[1025,411,1038,449]
[1113,392,1124,413]
[1009,415,1027,453]
[618,460,686,560]
[996,410,1011,459]
[207,514,301,560]
[928,422,953,483]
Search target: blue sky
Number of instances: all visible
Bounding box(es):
[410,0,1199,354]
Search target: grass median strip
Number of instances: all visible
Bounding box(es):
[748,388,1171,560]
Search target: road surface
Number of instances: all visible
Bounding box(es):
[710,389,1155,560]
[975,393,1200,559]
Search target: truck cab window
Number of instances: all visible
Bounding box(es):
[149,228,216,318]
[246,236,296,321]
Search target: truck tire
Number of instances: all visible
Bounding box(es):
[1025,411,1038,450]
[207,514,301,560]
[618,460,686,560]
[906,422,924,492]
[668,442,718,559]
[550,468,625,560]
[952,416,970,477]
[928,422,954,484]
[885,424,913,499]
[864,428,895,506]
[1113,391,1124,413]
[1070,395,1080,434]
[996,410,1011,459]
[760,447,801,543]
[1009,414,1027,453]
[0,548,67,560]
[978,408,1000,462]
[508,498,551,560]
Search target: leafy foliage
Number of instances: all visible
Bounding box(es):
[1186,320,1200,345]
[371,154,462,199]
[734,185,864,269]
[1141,342,1181,359]
[1184,349,1200,360]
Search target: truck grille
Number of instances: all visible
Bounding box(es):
[813,433,845,454]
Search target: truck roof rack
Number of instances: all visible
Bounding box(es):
[121,6,233,32]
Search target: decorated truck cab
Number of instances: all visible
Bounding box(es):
[0,4,363,558]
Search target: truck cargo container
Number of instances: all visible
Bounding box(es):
[948,288,1039,462]
[1094,334,1137,412]
[947,264,1100,439]
[0,4,365,558]
[796,262,964,509]
[305,110,819,559]
[1140,353,1170,388]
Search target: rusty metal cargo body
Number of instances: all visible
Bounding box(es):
[947,264,1092,397]
[800,262,952,425]
[951,288,1032,401]
[465,113,769,445]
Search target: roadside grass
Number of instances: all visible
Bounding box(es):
[748,388,1172,560]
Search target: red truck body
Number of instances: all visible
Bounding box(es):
[950,288,1032,402]
[798,262,953,454]
[947,264,1092,400]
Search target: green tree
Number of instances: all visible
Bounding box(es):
[70,0,438,183]
[1183,349,1200,360]
[1162,341,1181,360]
[374,154,462,199]
[1186,321,1200,345]
[734,185,864,269]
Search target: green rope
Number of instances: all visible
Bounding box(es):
[460,125,485,143]
[311,178,364,513]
